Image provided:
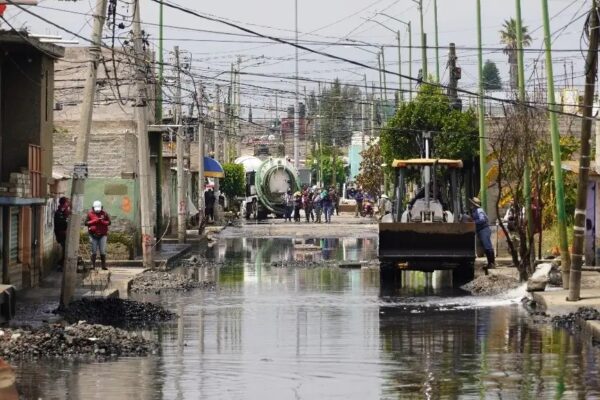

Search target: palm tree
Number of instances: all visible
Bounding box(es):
[499,18,532,90]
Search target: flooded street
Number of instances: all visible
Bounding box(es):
[14,234,600,399]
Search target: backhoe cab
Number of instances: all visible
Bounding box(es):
[378,134,476,287]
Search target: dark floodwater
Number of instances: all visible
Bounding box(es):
[15,237,600,399]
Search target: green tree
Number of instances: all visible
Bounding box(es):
[356,141,384,197]
[380,84,479,164]
[482,60,502,91]
[221,163,245,209]
[307,145,346,188]
[320,79,362,147]
[500,18,532,90]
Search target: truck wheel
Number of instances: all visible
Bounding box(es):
[257,208,268,220]
[453,261,475,288]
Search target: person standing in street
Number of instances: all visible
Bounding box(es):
[354,189,364,217]
[377,194,392,220]
[470,197,495,274]
[85,200,111,270]
[322,189,333,223]
[284,190,294,222]
[294,192,302,222]
[53,196,71,271]
[304,190,314,223]
[204,188,216,223]
[314,189,323,223]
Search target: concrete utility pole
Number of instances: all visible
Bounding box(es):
[174,46,186,243]
[569,0,598,301]
[447,43,459,108]
[214,85,221,160]
[476,0,487,212]
[197,82,205,228]
[377,52,384,102]
[133,1,155,267]
[541,0,571,285]
[380,46,388,105]
[397,30,403,101]
[294,0,300,168]
[60,0,108,307]
[515,0,534,266]
[411,0,427,81]
[434,0,439,82]
[332,138,337,189]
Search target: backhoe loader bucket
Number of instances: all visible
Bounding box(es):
[378,222,475,271]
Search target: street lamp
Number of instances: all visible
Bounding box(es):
[377,13,413,101]
[369,19,404,103]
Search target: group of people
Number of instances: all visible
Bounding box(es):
[283,186,339,223]
[54,197,111,271]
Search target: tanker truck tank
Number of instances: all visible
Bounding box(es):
[237,157,300,220]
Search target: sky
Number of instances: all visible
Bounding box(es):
[1,0,590,121]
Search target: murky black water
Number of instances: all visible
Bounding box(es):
[14,237,600,399]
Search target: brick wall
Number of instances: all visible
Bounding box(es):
[53,121,137,179]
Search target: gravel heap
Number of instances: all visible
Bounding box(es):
[0,321,157,360]
[552,307,600,334]
[130,270,216,293]
[461,273,520,296]
[57,298,176,329]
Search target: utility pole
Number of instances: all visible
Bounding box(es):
[377,52,384,102]
[569,0,598,301]
[371,84,376,138]
[515,0,534,266]
[318,82,323,186]
[434,0,439,82]
[380,46,388,104]
[542,0,571,286]
[197,82,205,229]
[133,1,155,269]
[476,0,487,212]
[60,0,108,307]
[413,0,427,81]
[174,46,186,243]
[332,137,337,189]
[214,85,221,160]
[397,30,403,102]
[157,1,163,123]
[447,43,460,109]
[294,0,300,169]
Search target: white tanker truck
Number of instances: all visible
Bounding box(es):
[235,156,301,220]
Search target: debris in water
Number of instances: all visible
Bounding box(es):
[56,298,176,329]
[461,274,520,296]
[0,322,157,360]
[130,270,216,293]
[552,307,600,334]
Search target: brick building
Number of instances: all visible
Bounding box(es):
[0,31,64,289]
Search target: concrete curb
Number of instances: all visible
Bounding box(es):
[532,289,600,317]
[587,320,600,341]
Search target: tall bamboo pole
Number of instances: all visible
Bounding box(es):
[476,0,487,212]
[541,0,571,286]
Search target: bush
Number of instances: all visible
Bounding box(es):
[221,163,246,206]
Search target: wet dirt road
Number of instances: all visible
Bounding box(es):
[13,228,600,399]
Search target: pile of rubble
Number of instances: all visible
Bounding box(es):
[461,273,520,296]
[0,322,157,360]
[57,298,176,328]
[130,270,216,293]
